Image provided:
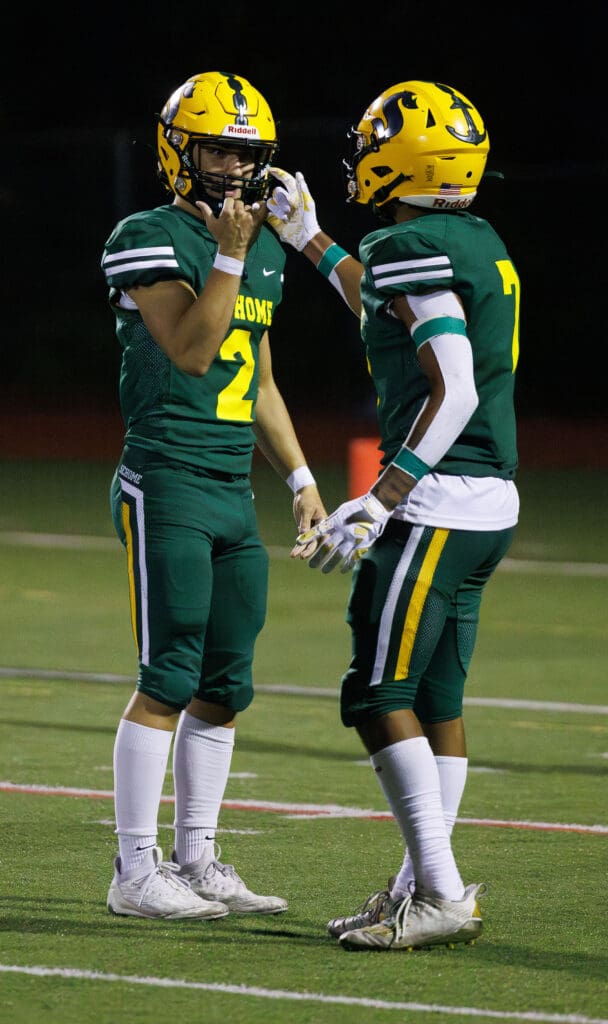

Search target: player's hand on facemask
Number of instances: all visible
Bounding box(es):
[196,196,267,255]
[266,168,321,251]
[290,492,391,574]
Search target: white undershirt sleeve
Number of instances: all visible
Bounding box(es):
[406,332,478,467]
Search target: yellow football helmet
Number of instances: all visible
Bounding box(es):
[344,80,489,212]
[157,71,278,210]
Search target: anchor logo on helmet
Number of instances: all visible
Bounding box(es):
[436,83,487,146]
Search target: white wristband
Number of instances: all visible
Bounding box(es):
[213,253,245,276]
[286,465,316,493]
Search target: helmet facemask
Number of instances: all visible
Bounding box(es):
[189,138,277,210]
[159,129,277,215]
[343,126,411,216]
[343,127,370,204]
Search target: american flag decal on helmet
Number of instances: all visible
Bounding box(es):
[439,183,462,195]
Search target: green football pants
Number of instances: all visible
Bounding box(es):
[110,447,268,711]
[340,518,515,727]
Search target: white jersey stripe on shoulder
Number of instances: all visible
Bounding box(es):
[371,255,451,277]
[371,255,453,289]
[103,258,180,278]
[103,246,175,264]
[374,268,454,288]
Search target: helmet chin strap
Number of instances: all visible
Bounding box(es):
[373,173,409,208]
[372,198,400,224]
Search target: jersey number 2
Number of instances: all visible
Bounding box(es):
[216,329,254,422]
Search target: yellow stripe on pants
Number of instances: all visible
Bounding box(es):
[122,501,139,654]
[395,528,449,679]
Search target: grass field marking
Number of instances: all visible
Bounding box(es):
[456,818,608,836]
[2,531,608,578]
[498,557,608,578]
[0,531,118,550]
[0,964,605,1023]
[92,765,255,778]
[91,818,263,836]
[461,697,608,715]
[1,667,607,716]
[1,782,606,835]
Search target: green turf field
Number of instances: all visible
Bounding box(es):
[0,459,607,1023]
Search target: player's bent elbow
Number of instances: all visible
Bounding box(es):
[444,382,478,432]
[465,390,479,419]
[457,392,479,428]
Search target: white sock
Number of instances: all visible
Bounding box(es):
[391,754,468,899]
[113,718,173,877]
[371,736,464,901]
[172,711,235,867]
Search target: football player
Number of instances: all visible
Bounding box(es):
[101,71,326,919]
[267,81,520,950]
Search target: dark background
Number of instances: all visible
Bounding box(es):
[2,6,604,430]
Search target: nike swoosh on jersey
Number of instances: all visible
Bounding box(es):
[262,268,276,276]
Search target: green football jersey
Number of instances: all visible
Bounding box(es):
[359,210,520,478]
[101,204,286,474]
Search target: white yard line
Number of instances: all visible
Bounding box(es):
[0,781,605,835]
[1,666,607,716]
[0,965,605,1023]
[1,531,608,577]
[0,531,118,550]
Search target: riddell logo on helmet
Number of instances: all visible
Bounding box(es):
[224,125,258,137]
[432,196,473,209]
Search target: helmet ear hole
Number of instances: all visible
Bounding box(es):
[371,165,393,178]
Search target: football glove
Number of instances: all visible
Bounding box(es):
[292,492,391,574]
[267,168,320,251]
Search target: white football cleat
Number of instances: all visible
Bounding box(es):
[327,883,396,938]
[339,883,485,951]
[107,846,229,919]
[172,846,288,915]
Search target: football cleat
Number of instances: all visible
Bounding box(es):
[327,881,396,938]
[339,882,485,951]
[172,846,288,915]
[107,846,229,920]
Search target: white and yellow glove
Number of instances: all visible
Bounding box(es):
[267,167,320,251]
[291,492,391,574]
